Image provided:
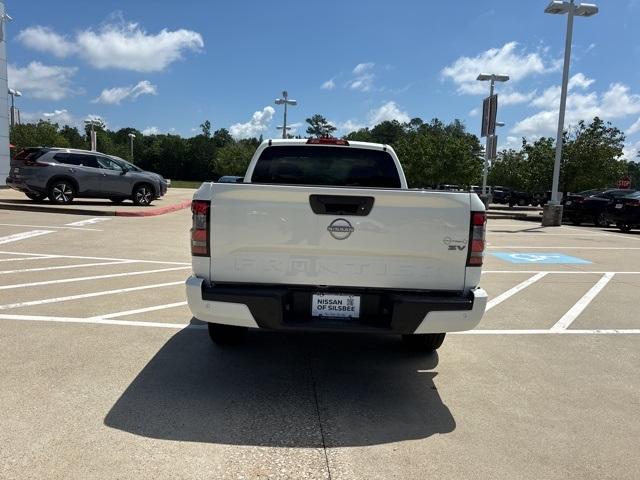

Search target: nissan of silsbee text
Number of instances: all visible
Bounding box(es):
[186,138,487,352]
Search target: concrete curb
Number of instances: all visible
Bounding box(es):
[115,200,192,217]
[0,199,192,217]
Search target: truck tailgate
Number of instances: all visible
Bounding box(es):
[208,184,472,291]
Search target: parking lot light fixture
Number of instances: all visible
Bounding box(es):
[8,88,21,127]
[274,91,297,139]
[543,0,598,227]
[476,74,509,198]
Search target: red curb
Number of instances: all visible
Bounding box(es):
[115,199,192,217]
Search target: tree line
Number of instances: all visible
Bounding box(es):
[9,114,639,192]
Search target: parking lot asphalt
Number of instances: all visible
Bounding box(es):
[0,207,639,479]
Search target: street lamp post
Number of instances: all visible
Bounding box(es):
[128,133,136,159]
[543,0,598,226]
[8,87,20,127]
[274,91,297,139]
[276,125,291,138]
[476,74,509,200]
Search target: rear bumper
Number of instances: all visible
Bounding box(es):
[6,177,43,194]
[185,276,487,334]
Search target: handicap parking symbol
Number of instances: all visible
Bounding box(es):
[491,252,592,264]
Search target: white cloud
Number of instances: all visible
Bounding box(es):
[353,62,374,75]
[441,42,558,95]
[8,62,78,100]
[229,106,275,139]
[347,62,376,92]
[627,117,640,136]
[16,26,77,58]
[623,140,640,160]
[500,90,537,105]
[142,126,160,135]
[512,82,640,138]
[336,120,366,135]
[321,79,336,90]
[22,108,76,125]
[92,80,157,104]
[368,101,410,124]
[569,73,595,90]
[469,108,479,117]
[18,20,203,72]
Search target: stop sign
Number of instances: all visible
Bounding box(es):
[618,177,631,189]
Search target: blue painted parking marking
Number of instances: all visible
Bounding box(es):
[491,252,592,264]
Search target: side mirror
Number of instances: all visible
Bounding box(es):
[120,167,128,175]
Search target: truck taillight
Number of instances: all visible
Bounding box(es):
[191,200,210,256]
[467,211,486,267]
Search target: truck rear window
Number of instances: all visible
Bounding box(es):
[250,146,401,188]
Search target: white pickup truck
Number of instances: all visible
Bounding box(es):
[186,138,487,352]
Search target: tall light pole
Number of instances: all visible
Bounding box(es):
[543,0,598,226]
[8,88,21,127]
[477,74,509,199]
[128,133,136,159]
[276,125,291,138]
[275,91,297,139]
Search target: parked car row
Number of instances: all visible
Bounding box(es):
[6,147,168,205]
[563,188,638,231]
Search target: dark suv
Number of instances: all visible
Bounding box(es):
[6,148,168,205]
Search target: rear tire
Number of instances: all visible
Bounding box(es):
[207,323,247,345]
[618,223,632,233]
[132,184,154,206]
[48,180,75,204]
[25,192,45,202]
[401,333,446,352]
[593,213,609,227]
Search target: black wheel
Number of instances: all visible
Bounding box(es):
[401,333,446,352]
[132,184,154,206]
[618,223,632,233]
[48,180,75,204]
[110,197,127,204]
[207,323,247,345]
[25,192,45,202]
[593,213,609,227]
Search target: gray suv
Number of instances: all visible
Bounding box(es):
[6,147,168,205]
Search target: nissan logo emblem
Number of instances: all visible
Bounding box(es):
[327,218,354,240]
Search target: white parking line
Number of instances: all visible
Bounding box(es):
[0,266,190,291]
[93,301,188,319]
[489,233,606,236]
[483,270,640,274]
[0,314,189,329]
[0,260,135,275]
[0,250,190,266]
[0,223,102,232]
[0,256,61,263]
[0,230,54,245]
[65,218,111,227]
[453,329,640,335]
[0,314,638,334]
[487,246,640,250]
[485,272,548,311]
[0,281,184,311]
[551,272,616,331]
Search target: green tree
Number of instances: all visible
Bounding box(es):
[10,121,69,151]
[200,120,212,138]
[305,114,336,138]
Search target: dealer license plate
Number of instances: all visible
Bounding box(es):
[615,204,623,209]
[312,293,360,318]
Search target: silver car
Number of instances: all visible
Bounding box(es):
[6,147,168,205]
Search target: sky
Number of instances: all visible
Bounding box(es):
[6,0,640,159]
